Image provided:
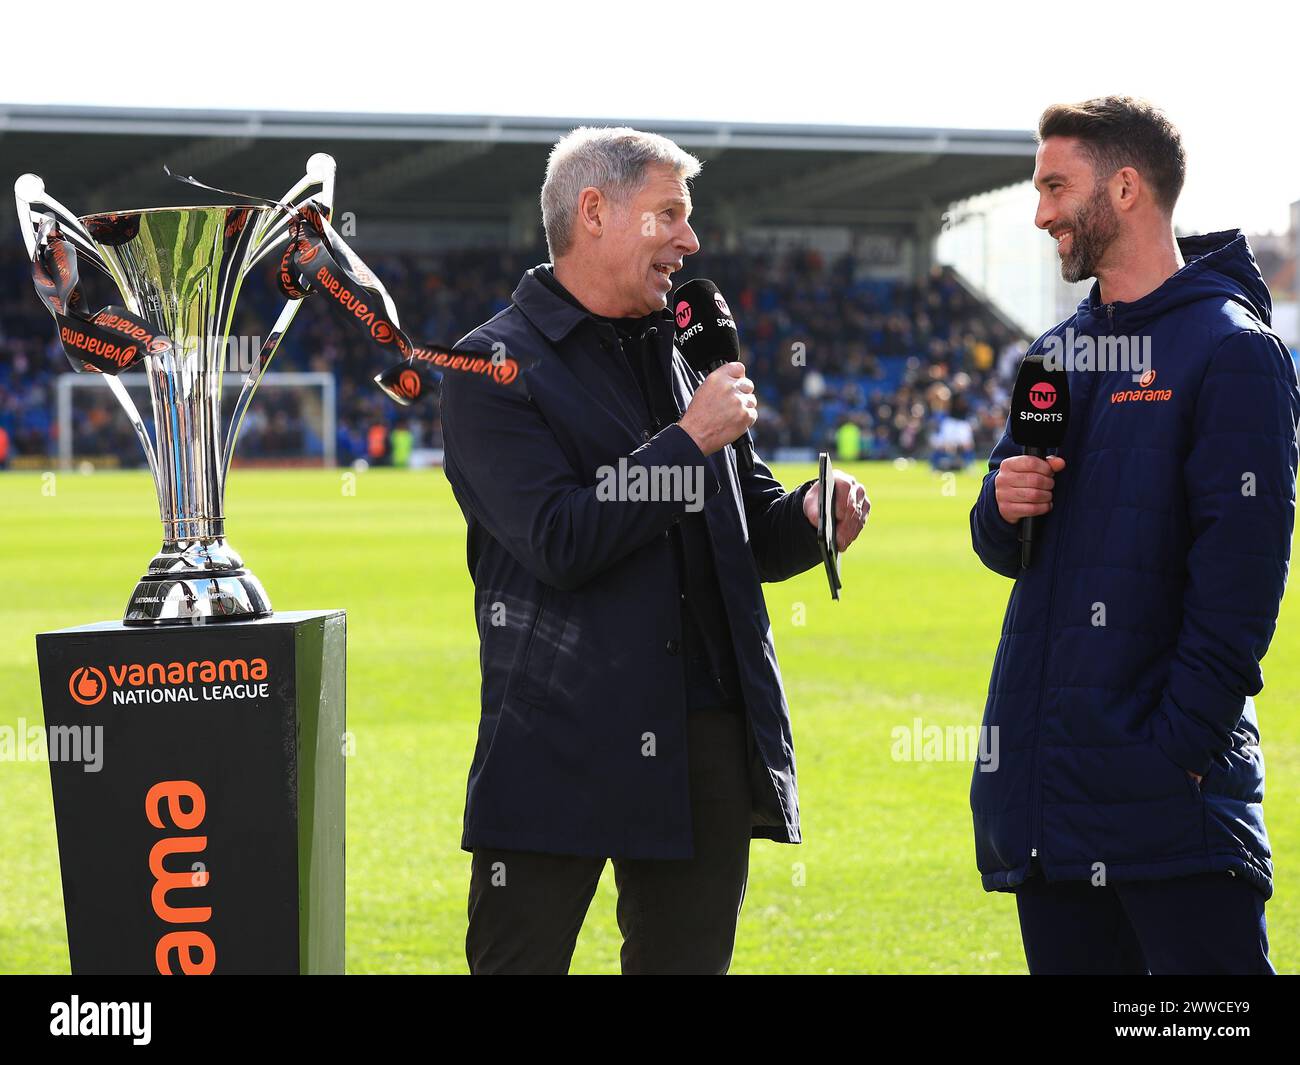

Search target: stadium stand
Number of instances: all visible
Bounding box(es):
[0,238,1024,469]
[1,106,1039,470]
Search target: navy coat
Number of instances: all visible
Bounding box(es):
[970,231,1300,898]
[440,267,822,859]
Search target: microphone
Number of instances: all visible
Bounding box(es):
[671,278,755,474]
[1008,353,1070,569]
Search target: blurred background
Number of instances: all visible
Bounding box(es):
[1,111,1046,473]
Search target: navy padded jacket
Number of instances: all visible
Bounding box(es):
[970,231,1300,899]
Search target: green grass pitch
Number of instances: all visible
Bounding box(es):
[1,462,1296,973]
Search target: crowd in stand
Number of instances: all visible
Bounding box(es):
[0,238,1023,470]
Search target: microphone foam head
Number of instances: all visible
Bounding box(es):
[672,277,740,373]
[1009,353,1070,448]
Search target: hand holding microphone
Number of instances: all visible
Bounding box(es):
[673,278,756,472]
[996,453,1066,522]
[679,361,757,456]
[1002,353,1070,569]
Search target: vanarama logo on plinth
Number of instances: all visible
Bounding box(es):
[69,666,108,706]
[72,658,271,706]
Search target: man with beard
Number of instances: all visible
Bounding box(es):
[969,97,1299,973]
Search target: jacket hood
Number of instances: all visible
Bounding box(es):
[1076,229,1272,332]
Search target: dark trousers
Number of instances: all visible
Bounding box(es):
[466,705,753,974]
[1014,871,1274,974]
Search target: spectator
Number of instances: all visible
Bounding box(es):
[835,418,862,461]
[0,241,1024,467]
[390,423,414,468]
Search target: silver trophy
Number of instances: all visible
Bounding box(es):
[14,154,336,625]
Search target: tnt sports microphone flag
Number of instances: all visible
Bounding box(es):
[27,216,174,375]
[1009,353,1070,450]
[1008,352,1070,570]
[672,277,756,474]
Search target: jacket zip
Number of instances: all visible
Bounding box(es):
[1025,326,1104,867]
[1025,485,1066,864]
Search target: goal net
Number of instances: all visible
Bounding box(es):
[56,372,337,470]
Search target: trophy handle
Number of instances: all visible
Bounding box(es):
[242,152,337,274]
[220,153,336,487]
[13,174,161,481]
[13,173,112,271]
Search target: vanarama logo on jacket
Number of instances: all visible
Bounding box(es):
[969,230,1300,899]
[1111,366,1174,404]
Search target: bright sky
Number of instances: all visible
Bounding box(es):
[3,0,1296,235]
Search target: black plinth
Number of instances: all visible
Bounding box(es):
[35,609,345,975]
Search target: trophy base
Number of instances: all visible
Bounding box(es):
[123,571,273,626]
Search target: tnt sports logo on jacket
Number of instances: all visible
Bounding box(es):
[675,300,692,329]
[1111,368,1173,404]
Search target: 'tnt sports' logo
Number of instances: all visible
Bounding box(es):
[1029,381,1057,410]
[675,300,692,329]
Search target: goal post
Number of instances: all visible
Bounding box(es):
[56,371,337,471]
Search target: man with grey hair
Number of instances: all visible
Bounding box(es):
[440,126,868,975]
